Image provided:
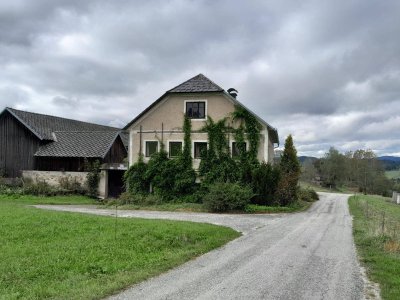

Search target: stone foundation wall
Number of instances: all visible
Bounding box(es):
[22,170,88,187]
[22,170,108,198]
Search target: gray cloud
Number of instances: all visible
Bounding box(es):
[0,0,399,156]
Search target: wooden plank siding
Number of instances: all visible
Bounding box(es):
[103,136,127,163]
[0,111,41,177]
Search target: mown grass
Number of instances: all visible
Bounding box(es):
[385,170,400,180]
[109,201,312,214]
[0,195,240,300]
[245,200,313,213]
[349,194,400,300]
[112,202,207,212]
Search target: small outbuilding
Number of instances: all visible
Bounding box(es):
[0,107,128,198]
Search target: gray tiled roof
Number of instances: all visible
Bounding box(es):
[7,107,119,141]
[168,74,224,93]
[35,131,121,158]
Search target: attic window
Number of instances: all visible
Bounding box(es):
[186,101,206,119]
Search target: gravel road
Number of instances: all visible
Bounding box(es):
[35,192,367,299]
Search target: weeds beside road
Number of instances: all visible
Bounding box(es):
[349,194,400,300]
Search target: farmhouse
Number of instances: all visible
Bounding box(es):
[0,107,127,197]
[124,74,279,167]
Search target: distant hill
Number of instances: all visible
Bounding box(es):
[298,156,318,164]
[378,156,400,170]
[378,156,400,162]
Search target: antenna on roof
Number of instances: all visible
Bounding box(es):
[227,88,238,98]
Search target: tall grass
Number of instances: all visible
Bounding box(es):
[349,194,400,299]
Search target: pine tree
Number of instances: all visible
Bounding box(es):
[276,134,301,205]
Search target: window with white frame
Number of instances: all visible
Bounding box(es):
[169,141,182,158]
[186,101,206,119]
[145,141,158,157]
[194,142,207,159]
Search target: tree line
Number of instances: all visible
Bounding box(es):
[301,147,397,196]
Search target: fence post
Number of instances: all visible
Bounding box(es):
[381,212,385,235]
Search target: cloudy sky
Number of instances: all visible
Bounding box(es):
[1,0,399,157]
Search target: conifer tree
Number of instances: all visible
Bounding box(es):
[276,134,301,205]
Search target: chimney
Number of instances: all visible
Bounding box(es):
[227,88,238,98]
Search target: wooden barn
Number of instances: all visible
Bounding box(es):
[0,107,127,178]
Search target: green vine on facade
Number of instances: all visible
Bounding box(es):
[182,114,192,168]
[232,105,262,163]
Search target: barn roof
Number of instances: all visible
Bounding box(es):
[34,131,122,158]
[4,107,119,141]
[1,107,128,159]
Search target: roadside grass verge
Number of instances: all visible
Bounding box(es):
[245,200,313,213]
[106,201,313,214]
[0,194,97,205]
[0,196,240,299]
[349,194,400,300]
[109,202,207,212]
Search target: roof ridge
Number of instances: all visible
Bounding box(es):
[53,130,120,133]
[167,73,224,93]
[6,107,120,130]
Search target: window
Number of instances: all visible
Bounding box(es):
[194,142,207,159]
[169,142,182,158]
[232,142,247,158]
[186,101,206,119]
[145,141,158,157]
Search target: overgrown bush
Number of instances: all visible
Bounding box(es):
[251,162,281,205]
[85,159,101,198]
[124,156,149,195]
[297,187,319,202]
[58,176,85,194]
[117,192,162,205]
[23,180,57,196]
[203,182,253,212]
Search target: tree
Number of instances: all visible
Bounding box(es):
[320,147,348,187]
[276,135,301,205]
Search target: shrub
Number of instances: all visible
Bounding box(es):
[23,180,56,196]
[124,156,149,195]
[203,182,253,212]
[117,192,162,205]
[84,160,101,198]
[58,176,85,194]
[251,162,281,206]
[297,187,319,202]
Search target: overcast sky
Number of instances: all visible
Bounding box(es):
[1,0,399,157]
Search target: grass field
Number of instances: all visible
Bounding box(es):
[0,195,239,299]
[349,194,400,300]
[385,169,400,179]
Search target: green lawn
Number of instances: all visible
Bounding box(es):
[349,194,400,300]
[0,195,240,300]
[385,170,400,180]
